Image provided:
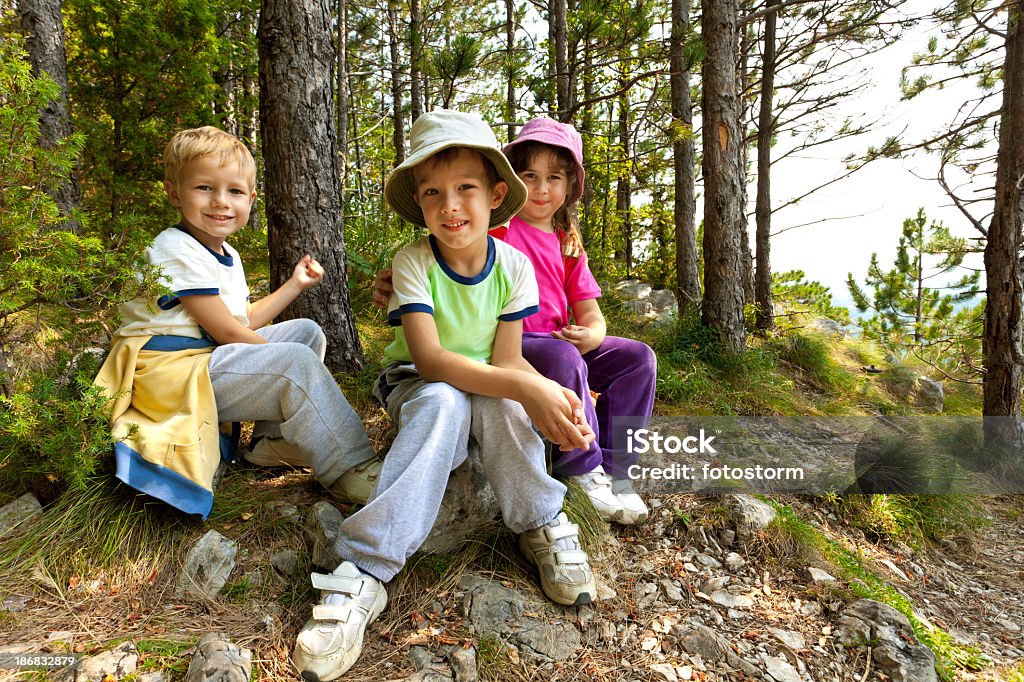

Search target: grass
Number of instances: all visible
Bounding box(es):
[135,637,194,675]
[833,493,988,547]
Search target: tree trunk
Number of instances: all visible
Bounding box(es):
[754,0,778,331]
[387,0,406,166]
[616,82,632,275]
[737,5,754,305]
[671,0,700,305]
[983,0,1024,447]
[259,0,363,373]
[550,0,570,118]
[505,0,516,142]
[701,0,746,352]
[337,0,349,234]
[19,0,81,233]
[410,0,423,123]
[581,33,595,246]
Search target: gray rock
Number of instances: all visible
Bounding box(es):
[649,662,679,682]
[421,454,501,554]
[447,646,477,682]
[184,633,251,682]
[178,531,237,598]
[306,500,345,571]
[914,377,944,413]
[460,575,525,635]
[769,628,806,651]
[660,579,685,602]
[725,495,777,542]
[763,655,801,682]
[724,552,746,571]
[515,621,581,662]
[835,599,938,682]
[408,646,434,671]
[136,672,167,682]
[73,641,137,681]
[807,567,836,583]
[809,317,846,338]
[615,279,652,301]
[677,624,761,678]
[648,289,679,316]
[0,493,42,537]
[270,549,300,577]
[708,590,754,609]
[623,299,654,316]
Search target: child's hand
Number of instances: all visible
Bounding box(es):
[292,255,325,290]
[520,376,592,452]
[372,268,394,309]
[551,325,600,355]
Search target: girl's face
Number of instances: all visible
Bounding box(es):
[516,148,571,231]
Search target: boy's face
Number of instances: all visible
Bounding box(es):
[413,149,508,263]
[164,155,256,251]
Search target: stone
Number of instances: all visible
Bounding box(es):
[615,279,652,301]
[914,377,944,413]
[724,495,776,542]
[835,599,938,682]
[306,500,344,570]
[270,549,300,577]
[72,641,137,681]
[649,663,678,682]
[460,575,524,635]
[0,493,42,537]
[708,590,754,609]
[515,621,581,662]
[447,646,477,682]
[809,317,846,338]
[807,567,836,583]
[763,655,801,682]
[421,454,501,554]
[623,299,654,316]
[178,530,237,598]
[408,647,435,671]
[660,579,685,602]
[769,628,806,651]
[724,552,746,571]
[677,624,761,678]
[184,633,251,681]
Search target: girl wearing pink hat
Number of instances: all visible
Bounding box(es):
[495,116,656,525]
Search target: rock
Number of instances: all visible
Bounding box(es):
[137,672,167,682]
[807,567,836,583]
[718,528,736,546]
[515,621,581,662]
[72,641,137,681]
[460,575,524,635]
[623,299,654,316]
[178,531,237,598]
[835,599,938,682]
[914,377,944,413]
[650,662,679,681]
[270,549,300,577]
[421,453,501,554]
[447,646,477,682]
[408,646,436,671]
[763,655,801,682]
[615,279,652,301]
[648,289,678,313]
[677,624,761,678]
[708,590,754,609]
[0,493,42,537]
[724,495,776,542]
[724,552,745,571]
[306,500,345,570]
[769,628,806,651]
[660,579,685,602]
[809,317,846,338]
[184,633,251,681]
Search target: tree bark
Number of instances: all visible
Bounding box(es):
[387,0,406,166]
[19,0,81,233]
[983,0,1024,447]
[737,4,754,305]
[337,0,349,235]
[754,0,779,331]
[410,0,423,123]
[701,0,746,352]
[505,0,516,142]
[671,0,700,305]
[259,0,363,373]
[550,0,570,118]
[615,81,633,275]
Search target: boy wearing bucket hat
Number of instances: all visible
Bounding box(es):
[293,110,598,681]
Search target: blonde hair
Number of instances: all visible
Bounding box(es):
[504,141,583,258]
[163,126,256,191]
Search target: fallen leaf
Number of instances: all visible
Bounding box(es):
[241,512,253,521]
[507,647,520,664]
[68,576,81,589]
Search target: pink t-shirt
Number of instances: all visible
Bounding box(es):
[490,216,602,333]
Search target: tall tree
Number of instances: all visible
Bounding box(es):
[984,0,1024,446]
[18,0,80,233]
[671,0,700,305]
[259,0,363,373]
[549,0,571,118]
[387,0,405,165]
[701,0,746,352]
[409,0,423,122]
[753,0,779,330]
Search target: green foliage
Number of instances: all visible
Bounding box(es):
[775,331,857,394]
[835,493,987,547]
[772,270,851,324]
[847,209,981,376]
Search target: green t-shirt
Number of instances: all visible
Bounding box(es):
[385,235,539,364]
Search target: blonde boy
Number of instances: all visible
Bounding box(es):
[293,110,597,681]
[105,126,380,516]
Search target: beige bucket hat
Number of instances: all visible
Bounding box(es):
[384,110,528,228]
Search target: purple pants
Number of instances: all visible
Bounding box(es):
[522,332,656,479]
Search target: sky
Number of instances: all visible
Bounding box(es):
[713,15,998,313]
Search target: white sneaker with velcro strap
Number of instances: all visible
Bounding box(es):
[518,512,596,606]
[293,561,387,681]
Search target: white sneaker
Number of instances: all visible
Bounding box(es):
[519,512,596,606]
[567,465,625,522]
[611,477,649,524]
[293,561,387,681]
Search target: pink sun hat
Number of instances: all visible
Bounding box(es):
[503,117,585,203]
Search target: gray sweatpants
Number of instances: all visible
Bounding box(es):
[207,318,376,487]
[334,363,567,582]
